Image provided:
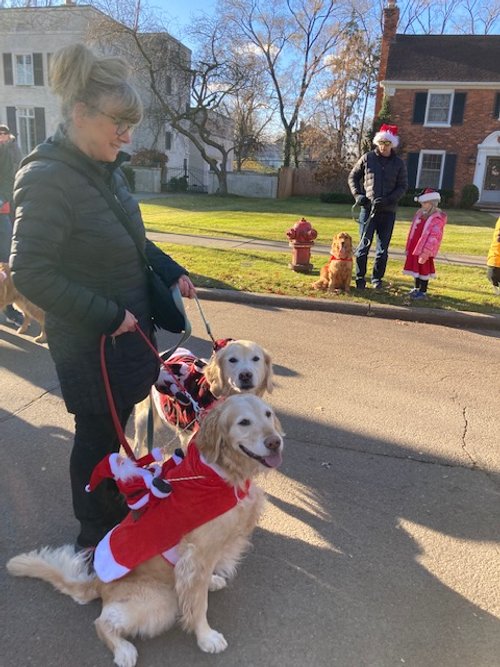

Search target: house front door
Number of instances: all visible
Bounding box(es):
[474,132,500,205]
[481,156,500,204]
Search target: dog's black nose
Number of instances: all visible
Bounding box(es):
[264,435,281,451]
[239,371,253,383]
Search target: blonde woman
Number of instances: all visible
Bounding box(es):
[10,43,195,557]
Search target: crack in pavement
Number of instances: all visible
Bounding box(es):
[461,406,477,467]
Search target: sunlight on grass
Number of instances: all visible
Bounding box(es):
[158,243,499,315]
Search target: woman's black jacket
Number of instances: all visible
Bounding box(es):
[10,127,186,414]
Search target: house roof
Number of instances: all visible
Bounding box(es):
[385,35,500,82]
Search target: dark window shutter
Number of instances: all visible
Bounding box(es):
[494,93,500,119]
[3,53,13,85]
[407,152,419,188]
[451,93,466,125]
[412,92,427,124]
[33,53,44,86]
[34,107,46,144]
[6,107,17,135]
[441,153,456,190]
[165,131,172,150]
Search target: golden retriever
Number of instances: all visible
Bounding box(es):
[7,394,284,666]
[134,339,274,453]
[312,232,354,293]
[0,262,46,342]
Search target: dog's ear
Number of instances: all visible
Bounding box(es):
[204,349,226,397]
[196,401,226,463]
[257,348,274,396]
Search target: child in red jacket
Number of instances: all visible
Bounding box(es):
[403,188,447,299]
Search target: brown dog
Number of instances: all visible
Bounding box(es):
[312,232,354,293]
[0,262,46,342]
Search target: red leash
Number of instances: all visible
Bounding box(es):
[99,324,192,462]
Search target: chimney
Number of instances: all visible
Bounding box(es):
[375,1,400,117]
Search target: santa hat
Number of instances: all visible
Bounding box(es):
[373,124,399,147]
[414,188,441,204]
[213,338,234,351]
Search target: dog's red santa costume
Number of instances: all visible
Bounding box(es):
[91,441,251,582]
[154,339,232,430]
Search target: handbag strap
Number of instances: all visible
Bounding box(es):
[82,168,192,347]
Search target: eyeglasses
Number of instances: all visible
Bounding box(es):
[0,131,9,136]
[377,140,392,146]
[90,106,136,136]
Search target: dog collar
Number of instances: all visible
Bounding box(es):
[329,255,353,262]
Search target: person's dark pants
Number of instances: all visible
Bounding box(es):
[356,208,396,285]
[70,407,133,548]
[487,266,500,287]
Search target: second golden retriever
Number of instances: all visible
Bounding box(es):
[312,232,354,293]
[0,262,46,342]
[134,339,274,453]
[7,394,284,666]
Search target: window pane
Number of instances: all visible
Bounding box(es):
[15,54,34,86]
[427,93,451,123]
[418,154,442,189]
[17,107,36,154]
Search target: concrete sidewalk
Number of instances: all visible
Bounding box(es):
[146,230,485,268]
[146,230,500,333]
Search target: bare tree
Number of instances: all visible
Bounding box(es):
[220,0,351,168]
[86,0,256,193]
[354,0,500,35]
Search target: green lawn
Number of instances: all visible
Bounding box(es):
[140,194,497,256]
[139,194,500,316]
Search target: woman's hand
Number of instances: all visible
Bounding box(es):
[177,274,196,299]
[111,310,137,336]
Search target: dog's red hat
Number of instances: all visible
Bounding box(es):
[213,337,234,351]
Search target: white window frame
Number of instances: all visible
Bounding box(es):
[417,150,446,190]
[17,107,36,154]
[15,53,34,86]
[424,89,454,127]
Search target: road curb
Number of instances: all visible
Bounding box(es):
[196,287,500,332]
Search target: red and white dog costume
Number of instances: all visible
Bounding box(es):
[91,441,251,582]
[153,339,232,431]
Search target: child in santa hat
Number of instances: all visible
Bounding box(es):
[403,188,447,299]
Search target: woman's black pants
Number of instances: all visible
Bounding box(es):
[70,407,133,548]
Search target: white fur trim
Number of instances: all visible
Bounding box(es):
[414,191,441,203]
[151,447,163,461]
[94,528,130,582]
[162,545,179,566]
[374,130,399,147]
[127,493,150,510]
[109,454,142,481]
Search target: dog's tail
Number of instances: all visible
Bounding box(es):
[6,545,100,604]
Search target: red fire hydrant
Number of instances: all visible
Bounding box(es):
[286,217,318,273]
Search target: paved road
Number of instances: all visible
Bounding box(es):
[1,301,499,667]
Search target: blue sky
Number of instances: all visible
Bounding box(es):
[150,0,216,36]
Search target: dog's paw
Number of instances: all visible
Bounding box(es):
[197,629,228,653]
[209,574,227,591]
[113,641,138,667]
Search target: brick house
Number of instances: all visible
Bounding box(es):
[376,0,500,206]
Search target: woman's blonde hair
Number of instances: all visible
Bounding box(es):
[49,43,143,125]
